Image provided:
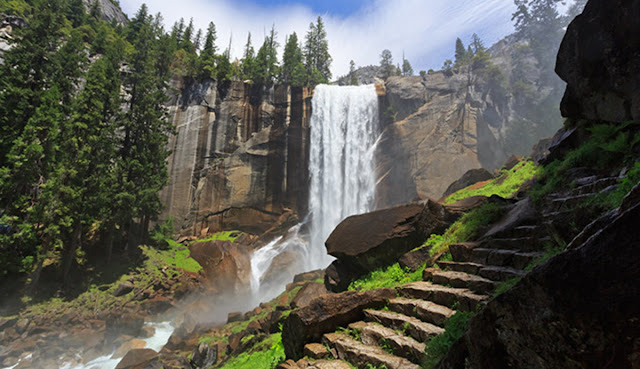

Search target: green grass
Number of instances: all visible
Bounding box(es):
[492,277,521,298]
[219,333,285,369]
[195,230,243,243]
[444,161,536,204]
[422,311,473,369]
[348,263,423,292]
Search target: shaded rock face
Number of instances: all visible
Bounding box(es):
[160,80,312,236]
[82,0,128,25]
[282,288,396,360]
[324,200,457,292]
[441,168,494,199]
[437,202,640,369]
[376,37,563,206]
[556,0,640,123]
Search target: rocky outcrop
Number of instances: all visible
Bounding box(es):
[282,288,396,360]
[189,240,252,295]
[436,200,640,369]
[556,0,640,123]
[376,37,563,206]
[324,200,458,292]
[160,80,312,236]
[441,169,495,199]
[82,0,127,25]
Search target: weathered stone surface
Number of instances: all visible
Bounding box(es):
[324,200,457,291]
[111,339,147,359]
[556,0,640,123]
[436,202,640,369]
[290,283,328,309]
[482,197,538,239]
[398,246,433,272]
[81,0,127,25]
[303,343,330,360]
[282,288,396,360]
[189,240,251,295]
[115,348,158,369]
[113,281,134,297]
[385,76,427,122]
[190,342,217,368]
[442,168,495,199]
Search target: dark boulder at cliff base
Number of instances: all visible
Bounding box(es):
[324,200,459,292]
[436,201,640,369]
[441,168,495,199]
[556,0,640,123]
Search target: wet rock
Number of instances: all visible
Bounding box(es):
[290,283,329,309]
[282,288,396,360]
[115,348,159,369]
[442,168,495,199]
[293,269,325,283]
[556,0,640,123]
[106,315,144,343]
[113,281,135,297]
[189,240,252,295]
[227,312,243,323]
[111,339,147,359]
[140,325,155,339]
[325,200,457,292]
[14,319,29,334]
[436,201,640,369]
[190,342,217,368]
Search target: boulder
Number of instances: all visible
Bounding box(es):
[482,197,538,239]
[556,0,640,123]
[282,288,396,360]
[324,200,457,292]
[115,348,159,369]
[113,281,134,297]
[111,339,147,359]
[190,342,217,368]
[442,168,495,199]
[189,240,252,295]
[501,155,522,171]
[290,283,329,309]
[398,245,434,272]
[436,201,640,369]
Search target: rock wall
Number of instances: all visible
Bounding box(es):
[160,78,311,237]
[376,37,564,206]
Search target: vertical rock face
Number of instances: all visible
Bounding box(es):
[160,79,311,236]
[376,38,564,206]
[556,0,640,123]
[82,0,128,25]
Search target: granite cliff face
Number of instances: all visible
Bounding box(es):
[160,79,312,237]
[376,37,563,205]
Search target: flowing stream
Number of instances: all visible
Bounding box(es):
[249,84,380,297]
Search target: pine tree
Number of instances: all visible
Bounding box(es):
[254,25,279,86]
[199,22,218,78]
[402,53,414,77]
[348,60,358,85]
[281,32,305,87]
[304,16,332,86]
[454,37,468,65]
[379,49,395,80]
[471,33,485,54]
[241,32,256,81]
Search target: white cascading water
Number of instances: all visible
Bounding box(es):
[248,84,380,296]
[307,84,380,268]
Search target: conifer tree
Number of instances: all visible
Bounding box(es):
[254,25,279,86]
[199,22,218,78]
[304,16,332,86]
[402,53,414,76]
[454,37,468,65]
[281,32,305,87]
[241,32,256,81]
[348,60,358,85]
[379,49,395,80]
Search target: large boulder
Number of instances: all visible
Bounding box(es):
[436,201,640,368]
[115,348,159,369]
[324,200,457,292]
[189,240,252,295]
[282,288,396,360]
[556,0,640,123]
[441,168,495,199]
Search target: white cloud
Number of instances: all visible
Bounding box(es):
[119,0,517,78]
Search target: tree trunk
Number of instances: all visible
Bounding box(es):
[62,222,82,288]
[106,223,114,264]
[27,235,50,295]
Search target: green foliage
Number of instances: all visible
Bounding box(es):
[195,230,243,243]
[0,0,32,17]
[349,263,423,292]
[254,25,280,86]
[492,277,521,298]
[219,333,285,369]
[379,49,396,80]
[304,16,332,86]
[281,32,306,87]
[422,311,473,368]
[444,161,537,204]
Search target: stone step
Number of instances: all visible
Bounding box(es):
[424,268,496,294]
[437,261,483,275]
[304,343,331,360]
[397,282,488,312]
[487,225,541,239]
[348,321,426,364]
[479,237,551,252]
[478,266,527,282]
[548,193,598,213]
[471,248,543,269]
[387,298,454,327]
[363,309,444,343]
[449,242,481,263]
[322,332,420,369]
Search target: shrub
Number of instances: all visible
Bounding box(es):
[422,311,473,368]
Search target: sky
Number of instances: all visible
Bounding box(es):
[119,0,519,79]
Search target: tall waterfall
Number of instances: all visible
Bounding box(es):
[248,84,380,301]
[308,84,380,269]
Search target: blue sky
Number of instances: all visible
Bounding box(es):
[120,0,519,78]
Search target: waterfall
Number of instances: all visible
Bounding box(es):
[247,84,379,299]
[308,84,380,269]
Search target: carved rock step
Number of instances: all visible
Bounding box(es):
[304,343,331,360]
[423,269,496,294]
[397,282,488,312]
[480,237,551,252]
[436,261,527,282]
[486,225,541,239]
[387,298,454,327]
[471,248,543,269]
[348,321,426,364]
[548,193,601,212]
[363,309,444,343]
[322,332,419,369]
[478,266,526,282]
